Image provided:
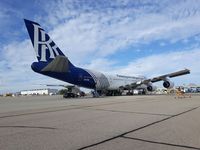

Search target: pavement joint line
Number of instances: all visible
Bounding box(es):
[0,99,158,119]
[77,106,199,150]
[82,108,172,117]
[81,98,160,108]
[0,106,84,119]
[0,125,56,130]
[121,136,200,150]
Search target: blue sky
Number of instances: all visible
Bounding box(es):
[1,0,200,93]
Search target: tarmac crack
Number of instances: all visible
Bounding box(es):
[77,106,199,150]
[0,125,56,130]
[82,108,172,117]
[121,136,200,150]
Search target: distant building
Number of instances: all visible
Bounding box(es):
[20,88,58,96]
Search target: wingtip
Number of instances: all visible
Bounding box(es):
[184,68,191,73]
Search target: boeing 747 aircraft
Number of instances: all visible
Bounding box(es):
[24,19,190,96]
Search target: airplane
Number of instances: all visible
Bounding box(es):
[24,19,190,96]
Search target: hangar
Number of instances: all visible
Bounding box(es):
[20,88,58,96]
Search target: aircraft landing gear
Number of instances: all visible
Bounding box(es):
[92,89,100,97]
[106,90,122,96]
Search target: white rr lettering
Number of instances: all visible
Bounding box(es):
[33,24,60,62]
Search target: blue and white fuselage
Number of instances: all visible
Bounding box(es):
[31,60,144,91]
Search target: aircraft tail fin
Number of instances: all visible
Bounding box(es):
[24,19,68,63]
[24,19,75,72]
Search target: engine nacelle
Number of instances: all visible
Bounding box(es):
[147,82,157,92]
[163,80,174,89]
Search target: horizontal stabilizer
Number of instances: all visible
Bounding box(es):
[41,56,69,72]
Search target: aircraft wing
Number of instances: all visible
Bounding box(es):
[135,68,190,86]
[40,84,75,88]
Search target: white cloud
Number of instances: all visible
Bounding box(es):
[117,49,199,74]
[81,58,118,72]
[41,0,200,62]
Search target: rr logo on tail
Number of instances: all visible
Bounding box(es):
[33,24,60,62]
[24,19,65,62]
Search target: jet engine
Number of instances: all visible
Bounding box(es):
[163,80,174,89]
[146,82,157,92]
